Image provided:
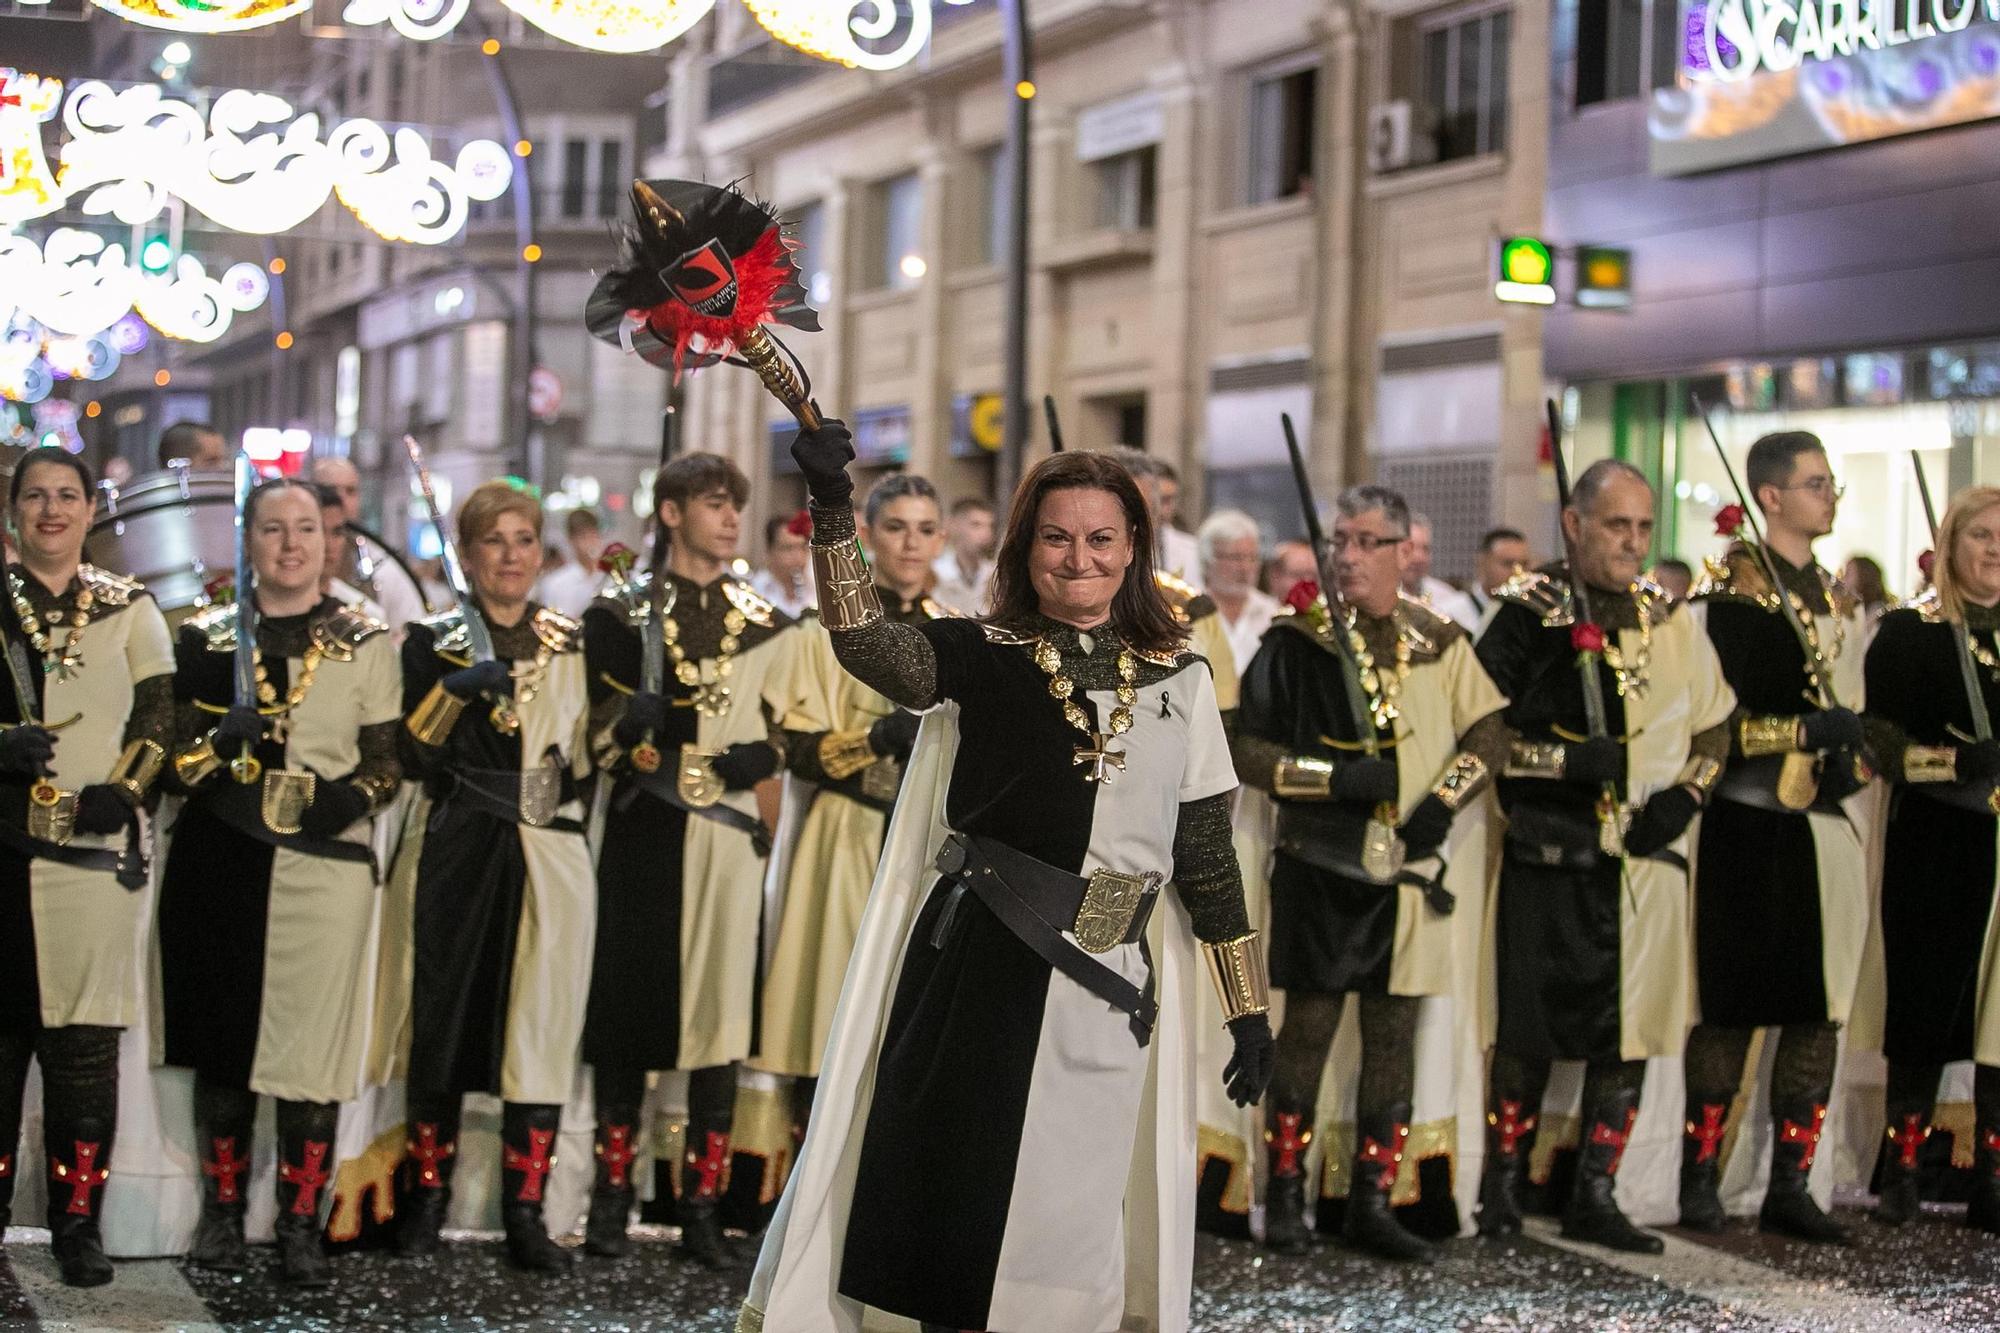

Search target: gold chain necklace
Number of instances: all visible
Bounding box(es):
[1602,587,1655,699]
[1342,606,1412,730]
[8,569,92,681]
[1033,634,1137,783]
[1968,628,2000,681]
[664,604,745,718]
[254,640,322,742]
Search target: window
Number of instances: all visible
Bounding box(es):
[976,143,1009,266]
[1247,66,1316,204]
[1093,147,1156,230]
[561,138,590,219]
[1422,8,1511,162]
[862,171,924,292]
[790,199,833,307]
[597,140,623,219]
[1574,0,1683,107]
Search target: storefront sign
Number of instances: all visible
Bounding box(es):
[853,404,912,465]
[1687,0,1998,84]
[1076,91,1165,163]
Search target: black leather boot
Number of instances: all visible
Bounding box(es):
[500,1102,572,1271]
[1260,1107,1313,1255]
[1875,1102,1931,1228]
[45,1115,115,1287]
[1562,1089,1662,1254]
[1677,1098,1730,1233]
[188,1082,255,1271]
[676,1125,742,1269]
[1759,1100,1849,1244]
[1475,1096,1539,1237]
[1343,1106,1435,1263]
[584,1112,640,1258]
[396,1108,460,1258]
[275,1100,337,1287]
[1969,1116,2000,1234]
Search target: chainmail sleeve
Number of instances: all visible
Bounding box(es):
[1171,791,1251,943]
[810,503,938,710]
[1862,716,1911,784]
[352,718,403,812]
[123,672,174,759]
[1690,717,1730,766]
[1229,733,1287,794]
[1456,710,1513,782]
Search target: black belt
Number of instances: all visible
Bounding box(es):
[1501,801,1689,875]
[1275,805,1455,915]
[438,769,584,835]
[1907,781,2000,815]
[810,771,898,815]
[615,769,772,858]
[0,815,145,890]
[930,831,1160,1046]
[1713,755,1851,816]
[199,776,379,877]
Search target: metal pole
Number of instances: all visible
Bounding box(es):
[996,0,1033,504]
[471,15,540,485]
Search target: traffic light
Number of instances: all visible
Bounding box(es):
[1495,236,1555,305]
[137,220,174,275]
[1575,245,1632,310]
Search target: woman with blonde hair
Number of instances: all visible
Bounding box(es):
[1863,483,2000,1231]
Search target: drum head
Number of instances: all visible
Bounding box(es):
[86,469,236,610]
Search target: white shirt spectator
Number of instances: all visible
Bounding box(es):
[1158,526,1203,592]
[1219,587,1282,674]
[1417,575,1480,629]
[930,552,994,616]
[538,561,605,619]
[752,567,815,620]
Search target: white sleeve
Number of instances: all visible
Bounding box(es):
[1179,663,1238,804]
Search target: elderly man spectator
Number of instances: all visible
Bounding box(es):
[1468,526,1531,620]
[1264,540,1318,605]
[1200,510,1280,672]
[931,496,996,614]
[1401,511,1479,626]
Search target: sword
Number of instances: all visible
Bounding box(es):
[1280,411,1403,880]
[402,435,517,735]
[0,612,60,810]
[1545,399,1624,854]
[228,452,262,784]
[630,406,680,774]
[1911,455,1996,753]
[1043,394,1065,453]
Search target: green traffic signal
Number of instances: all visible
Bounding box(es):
[140,236,174,273]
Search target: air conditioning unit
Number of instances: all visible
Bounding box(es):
[1367,100,1434,174]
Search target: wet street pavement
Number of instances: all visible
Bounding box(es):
[2,1202,1997,1330]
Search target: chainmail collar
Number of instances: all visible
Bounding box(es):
[480,601,547,660]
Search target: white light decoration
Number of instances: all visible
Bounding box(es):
[495,0,714,55]
[744,0,975,71]
[0,68,65,229]
[340,0,471,41]
[134,253,275,342]
[87,0,311,34]
[0,227,274,344]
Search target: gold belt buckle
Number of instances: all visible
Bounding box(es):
[260,769,317,836]
[1073,867,1161,955]
[519,761,561,828]
[677,743,724,809]
[27,783,75,846]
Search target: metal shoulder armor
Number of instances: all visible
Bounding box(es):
[1690,546,1776,608]
[1492,569,1575,627]
[77,564,143,608]
[531,606,584,654]
[417,606,471,655]
[598,567,657,627]
[312,604,390,662]
[722,576,779,628]
[188,601,239,651]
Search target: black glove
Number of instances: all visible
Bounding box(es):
[1222,1012,1274,1108]
[1957,739,2000,783]
[72,784,133,836]
[443,658,514,700]
[1329,757,1399,807]
[1564,735,1624,787]
[788,418,855,510]
[1818,748,1869,804]
[1799,707,1864,753]
[867,709,920,762]
[298,780,371,839]
[1623,786,1701,859]
[712,740,780,791]
[1398,793,1454,861]
[212,705,264,750]
[0,724,55,777]
[612,692,669,749]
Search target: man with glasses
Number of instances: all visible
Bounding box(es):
[1232,485,1509,1260]
[1680,430,1870,1244]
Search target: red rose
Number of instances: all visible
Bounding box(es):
[203,575,235,605]
[597,541,637,576]
[785,508,813,538]
[1571,621,1606,655]
[1713,503,1746,537]
[1918,548,1936,582]
[1284,580,1320,613]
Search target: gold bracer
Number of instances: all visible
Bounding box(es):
[107,738,165,804]
[817,729,878,781]
[1739,714,1802,757]
[1201,932,1271,1022]
[1504,740,1567,779]
[352,770,400,810]
[1432,752,1490,811]
[812,538,882,631]
[1675,755,1724,797]
[1902,745,1957,784]
[406,682,467,747]
[1272,755,1334,799]
[173,733,223,788]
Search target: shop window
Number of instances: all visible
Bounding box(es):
[1093,147,1156,231]
[561,138,590,219]
[1575,0,1684,107]
[861,171,924,293]
[597,141,623,219]
[1420,7,1511,162]
[789,199,833,307]
[1246,65,1317,204]
[975,143,1010,266]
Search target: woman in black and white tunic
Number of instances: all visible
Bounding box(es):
[158,477,401,1287]
[744,440,1274,1333]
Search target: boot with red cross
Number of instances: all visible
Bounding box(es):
[1759,1095,1850,1244]
[1563,1075,1662,1254]
[275,1100,338,1287]
[189,1081,255,1271]
[585,1104,641,1259]
[1343,1103,1435,1263]
[500,1102,573,1271]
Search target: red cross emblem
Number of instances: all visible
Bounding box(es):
[1887,1113,1928,1171]
[1358,1122,1410,1191]
[597,1123,637,1190]
[1265,1112,1312,1179]
[1490,1099,1539,1157]
[51,1140,109,1216]
[407,1122,455,1188]
[685,1130,729,1201]
[504,1127,556,1202]
[203,1136,248,1205]
[1778,1104,1828,1172]
[1589,1106,1638,1176]
[1686,1103,1728,1166]
[280,1141,332,1217]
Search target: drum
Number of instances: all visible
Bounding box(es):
[85,464,235,610]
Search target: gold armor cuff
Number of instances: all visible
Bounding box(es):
[406,682,467,747]
[818,729,878,781]
[1903,745,1957,784]
[1676,755,1724,797]
[108,738,164,804]
[1505,740,1567,779]
[1201,932,1271,1022]
[812,538,882,631]
[1273,755,1334,799]
[352,771,400,811]
[1739,714,1801,757]
[1432,752,1490,811]
[174,733,222,787]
